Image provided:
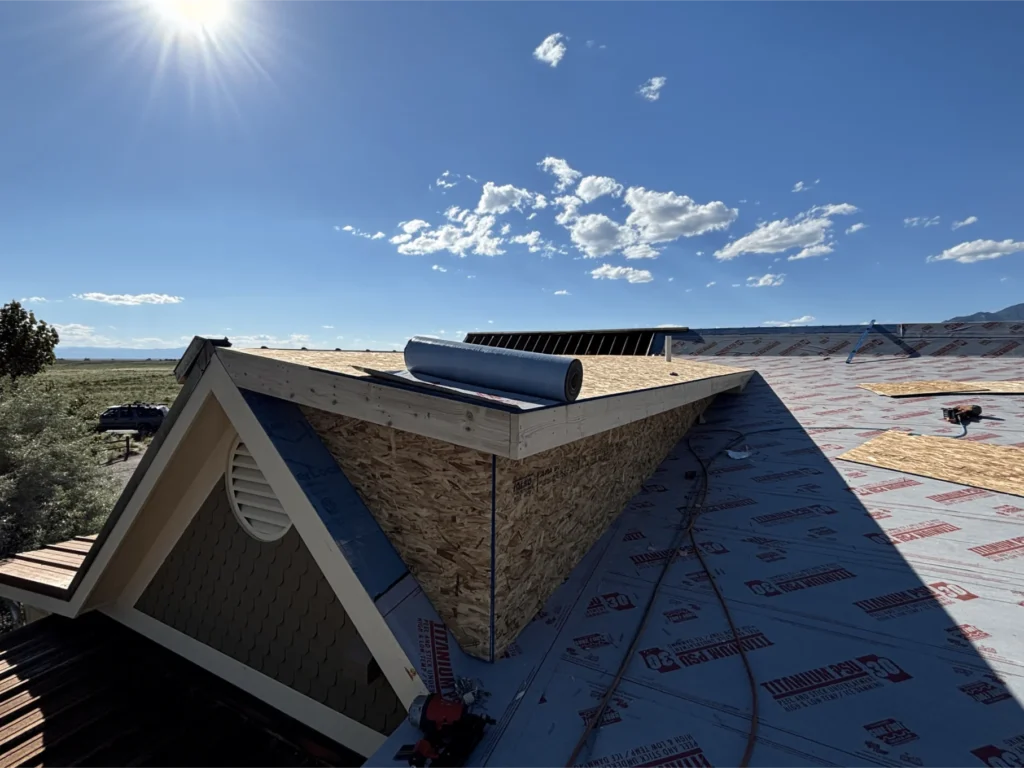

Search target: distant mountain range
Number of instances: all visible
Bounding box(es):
[56,347,187,361]
[946,302,1024,323]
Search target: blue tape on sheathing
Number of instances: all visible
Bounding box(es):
[241,390,408,600]
[404,336,584,403]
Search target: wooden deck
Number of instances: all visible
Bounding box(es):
[0,535,97,592]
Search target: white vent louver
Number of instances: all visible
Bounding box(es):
[226,437,292,542]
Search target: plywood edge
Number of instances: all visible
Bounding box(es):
[512,370,751,458]
[858,380,1024,397]
[217,347,516,457]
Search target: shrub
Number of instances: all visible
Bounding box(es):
[0,377,117,557]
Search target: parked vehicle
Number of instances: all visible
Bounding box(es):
[97,402,169,434]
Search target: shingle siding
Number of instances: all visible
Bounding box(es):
[136,475,405,735]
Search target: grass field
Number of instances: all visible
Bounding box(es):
[40,360,183,461]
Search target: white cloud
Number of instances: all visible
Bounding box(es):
[792,179,820,193]
[624,187,737,244]
[538,157,582,193]
[390,233,413,244]
[637,76,667,102]
[18,297,49,303]
[553,195,583,226]
[576,175,624,203]
[845,222,867,235]
[526,212,537,221]
[904,215,941,228]
[926,239,1024,264]
[696,251,704,256]
[715,202,856,261]
[400,219,431,234]
[554,289,570,295]
[322,325,334,329]
[532,194,548,210]
[705,281,716,288]
[511,231,552,254]
[623,243,659,259]
[333,225,341,231]
[436,171,458,189]
[952,215,978,231]
[342,225,354,231]
[533,33,567,67]
[52,323,185,349]
[1001,276,1009,282]
[570,214,632,258]
[590,264,653,283]
[371,232,385,240]
[763,315,816,327]
[746,272,785,288]
[500,223,512,236]
[73,293,185,305]
[476,181,535,214]
[396,208,504,257]
[788,243,834,261]
[432,264,448,272]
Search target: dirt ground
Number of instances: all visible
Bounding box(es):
[105,452,143,492]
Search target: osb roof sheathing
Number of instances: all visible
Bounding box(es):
[858,380,1024,397]
[236,348,748,400]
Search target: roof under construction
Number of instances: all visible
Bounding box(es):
[0,320,1020,767]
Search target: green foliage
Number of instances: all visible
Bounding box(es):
[0,377,118,558]
[0,301,60,380]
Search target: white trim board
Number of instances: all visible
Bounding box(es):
[206,358,429,707]
[218,347,752,458]
[105,605,386,758]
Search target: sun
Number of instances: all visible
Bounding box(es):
[151,0,233,37]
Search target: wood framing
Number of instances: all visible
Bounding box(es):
[218,346,752,459]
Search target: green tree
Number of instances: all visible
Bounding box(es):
[0,377,117,558]
[0,301,60,380]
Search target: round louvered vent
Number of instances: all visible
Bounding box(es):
[226,437,291,542]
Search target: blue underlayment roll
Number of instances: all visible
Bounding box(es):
[404,336,584,403]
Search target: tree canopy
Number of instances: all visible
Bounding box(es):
[0,301,60,380]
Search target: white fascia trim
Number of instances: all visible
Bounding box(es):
[105,605,386,758]
[205,357,429,707]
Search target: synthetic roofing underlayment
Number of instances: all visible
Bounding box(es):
[0,322,1022,767]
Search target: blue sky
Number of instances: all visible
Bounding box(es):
[2,1,1023,351]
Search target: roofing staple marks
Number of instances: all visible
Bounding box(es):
[838,430,1024,499]
[859,380,1024,397]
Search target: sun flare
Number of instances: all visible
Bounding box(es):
[151,0,232,37]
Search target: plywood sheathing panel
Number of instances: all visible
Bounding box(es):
[302,407,495,658]
[858,380,1024,397]
[492,395,714,656]
[839,430,1024,498]
[240,348,746,400]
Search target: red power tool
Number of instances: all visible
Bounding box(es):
[395,694,495,767]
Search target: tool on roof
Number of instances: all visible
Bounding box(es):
[942,404,982,424]
[395,694,495,767]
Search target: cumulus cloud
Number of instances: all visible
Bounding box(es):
[538,157,582,193]
[533,194,548,210]
[19,297,49,304]
[590,264,653,283]
[554,289,570,295]
[952,215,978,231]
[904,216,940,228]
[746,273,785,288]
[788,243,834,261]
[395,207,504,257]
[570,214,632,258]
[476,181,536,214]
[625,187,737,243]
[390,233,413,244]
[342,225,354,231]
[553,195,583,226]
[533,33,567,67]
[511,231,549,253]
[623,243,659,259]
[400,219,431,234]
[845,223,867,235]
[926,239,1024,264]
[576,175,624,203]
[500,223,511,236]
[432,264,448,272]
[706,281,716,288]
[637,76,667,102]
[763,315,816,327]
[715,202,857,261]
[73,293,184,305]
